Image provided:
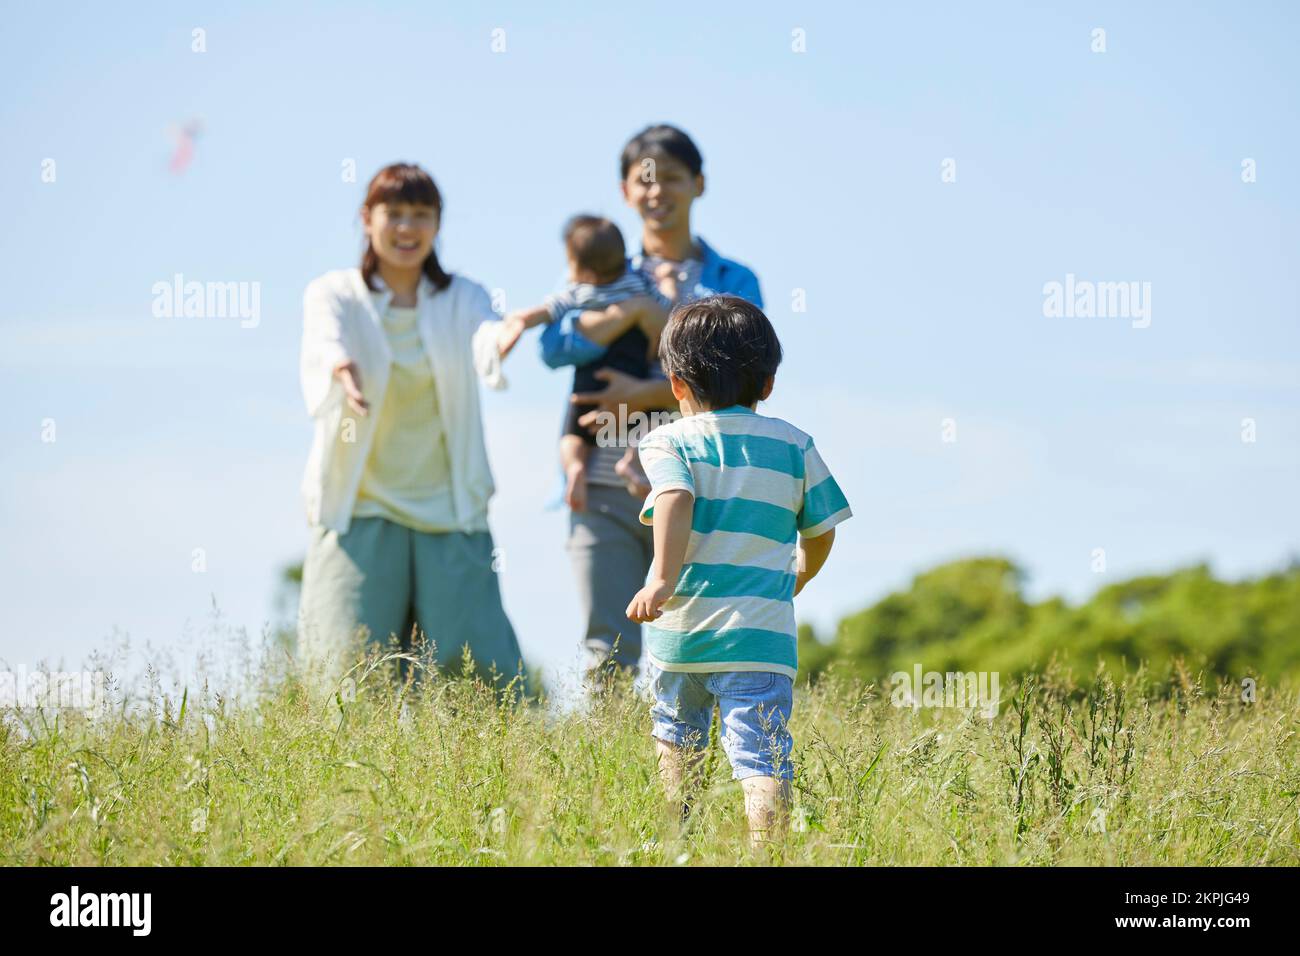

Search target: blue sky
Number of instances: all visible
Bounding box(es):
[1,1,1296,692]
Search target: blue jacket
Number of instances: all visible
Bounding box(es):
[539,237,762,369]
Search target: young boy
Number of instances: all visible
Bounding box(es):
[626,295,851,845]
[503,215,668,510]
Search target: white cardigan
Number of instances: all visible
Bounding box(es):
[299,267,506,534]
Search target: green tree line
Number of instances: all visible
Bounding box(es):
[798,557,1300,687]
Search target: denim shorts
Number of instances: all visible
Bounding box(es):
[648,665,794,781]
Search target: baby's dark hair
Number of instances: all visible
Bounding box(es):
[660,295,783,410]
[562,215,626,284]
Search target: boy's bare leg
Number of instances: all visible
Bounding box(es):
[655,738,706,822]
[559,434,589,511]
[741,776,791,847]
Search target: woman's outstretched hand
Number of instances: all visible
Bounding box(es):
[333,360,369,417]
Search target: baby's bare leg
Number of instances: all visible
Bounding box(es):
[559,434,588,511]
[614,445,651,498]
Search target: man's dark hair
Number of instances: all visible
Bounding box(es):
[660,295,783,409]
[562,215,626,284]
[620,124,704,180]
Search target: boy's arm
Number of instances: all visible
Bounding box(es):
[794,527,835,596]
[793,437,851,594]
[626,489,693,622]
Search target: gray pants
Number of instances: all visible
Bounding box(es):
[298,517,524,689]
[566,482,653,675]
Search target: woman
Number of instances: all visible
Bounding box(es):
[559,125,764,690]
[297,163,527,691]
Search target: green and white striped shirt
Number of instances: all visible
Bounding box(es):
[637,406,852,678]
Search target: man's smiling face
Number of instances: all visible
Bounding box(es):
[622,153,704,236]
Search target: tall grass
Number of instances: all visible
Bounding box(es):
[1,648,1296,866]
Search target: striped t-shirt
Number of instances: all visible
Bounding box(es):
[637,406,852,678]
[542,270,666,323]
[546,269,670,488]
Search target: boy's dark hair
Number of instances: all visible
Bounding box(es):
[620,124,704,180]
[562,215,627,284]
[660,295,782,409]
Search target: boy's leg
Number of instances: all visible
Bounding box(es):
[655,739,708,820]
[741,776,792,846]
[708,671,796,846]
[648,667,713,820]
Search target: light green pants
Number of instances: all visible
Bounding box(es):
[297,517,524,690]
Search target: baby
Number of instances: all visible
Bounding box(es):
[504,215,668,509]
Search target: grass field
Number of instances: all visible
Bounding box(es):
[2,651,1296,866]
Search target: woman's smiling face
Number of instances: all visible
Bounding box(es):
[363,200,439,270]
[622,153,704,234]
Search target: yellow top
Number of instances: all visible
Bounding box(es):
[353,306,457,531]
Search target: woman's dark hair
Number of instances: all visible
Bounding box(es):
[360,163,452,292]
[660,295,782,409]
[620,124,704,180]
